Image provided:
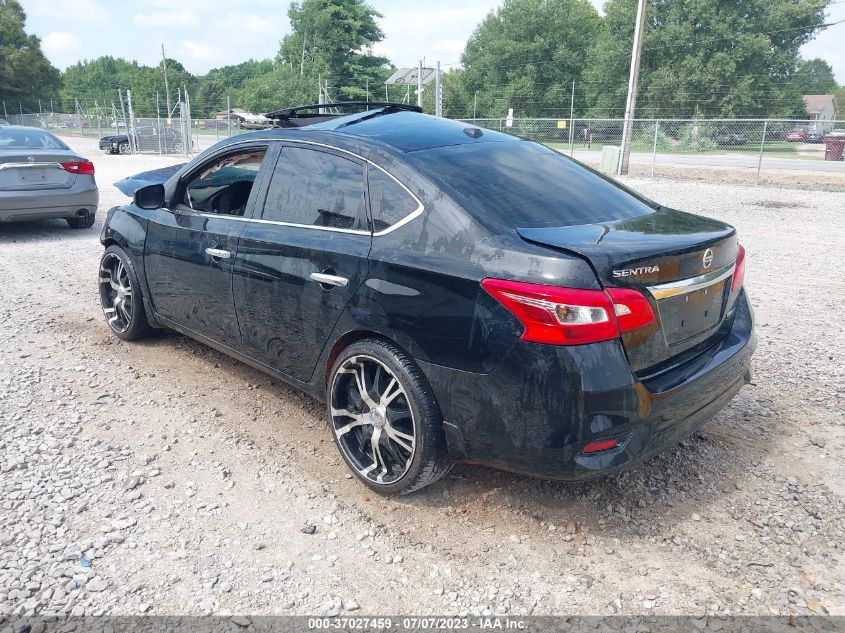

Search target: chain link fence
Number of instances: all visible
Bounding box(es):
[6,110,845,178]
[462,118,845,179]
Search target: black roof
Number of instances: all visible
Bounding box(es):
[229,105,517,154]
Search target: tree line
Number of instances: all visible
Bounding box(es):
[2,0,843,121]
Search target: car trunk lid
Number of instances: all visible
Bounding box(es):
[0,151,79,191]
[517,207,739,373]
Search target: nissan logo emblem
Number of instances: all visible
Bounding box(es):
[702,248,714,269]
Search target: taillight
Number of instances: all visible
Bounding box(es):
[583,438,619,454]
[481,278,655,346]
[731,244,746,292]
[61,160,95,175]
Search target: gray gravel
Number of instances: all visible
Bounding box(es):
[0,137,843,617]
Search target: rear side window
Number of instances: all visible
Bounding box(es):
[0,128,68,150]
[367,167,419,233]
[262,147,366,230]
[411,141,656,228]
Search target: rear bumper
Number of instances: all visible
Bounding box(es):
[419,289,756,481]
[0,185,98,223]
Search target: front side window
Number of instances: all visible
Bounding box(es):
[367,167,419,233]
[262,147,366,231]
[182,150,266,216]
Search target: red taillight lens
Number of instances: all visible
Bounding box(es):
[605,287,656,333]
[61,160,95,175]
[731,244,746,292]
[583,439,619,454]
[481,278,655,346]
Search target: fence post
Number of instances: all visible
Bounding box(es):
[651,120,659,177]
[227,96,232,138]
[756,120,768,185]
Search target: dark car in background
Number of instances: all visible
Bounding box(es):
[1,125,98,228]
[98,103,755,495]
[715,133,748,146]
[100,126,184,154]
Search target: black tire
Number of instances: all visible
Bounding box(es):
[98,245,154,341]
[327,338,453,495]
[66,212,95,229]
[118,141,131,155]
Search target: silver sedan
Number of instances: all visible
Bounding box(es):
[0,125,98,228]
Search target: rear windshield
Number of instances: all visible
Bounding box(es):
[411,141,656,228]
[0,128,68,150]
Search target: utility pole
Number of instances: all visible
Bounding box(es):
[162,43,171,115]
[569,80,576,157]
[618,0,647,176]
[435,61,442,116]
[417,59,424,109]
[126,90,137,154]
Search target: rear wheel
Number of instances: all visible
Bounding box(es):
[66,212,95,229]
[327,339,452,495]
[98,245,153,340]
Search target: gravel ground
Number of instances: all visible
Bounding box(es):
[1,136,843,619]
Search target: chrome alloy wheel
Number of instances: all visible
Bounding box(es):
[330,355,416,485]
[99,253,133,333]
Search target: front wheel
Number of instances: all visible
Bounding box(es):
[118,141,131,155]
[327,339,452,495]
[98,245,154,340]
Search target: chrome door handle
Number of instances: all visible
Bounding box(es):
[310,272,348,288]
[205,247,231,260]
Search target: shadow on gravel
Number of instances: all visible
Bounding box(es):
[80,316,789,538]
[0,218,103,245]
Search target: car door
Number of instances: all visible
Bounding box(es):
[233,143,371,382]
[144,142,276,347]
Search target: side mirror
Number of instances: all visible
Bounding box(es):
[134,184,165,210]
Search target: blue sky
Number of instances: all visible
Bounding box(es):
[19,0,845,82]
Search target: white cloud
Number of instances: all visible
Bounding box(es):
[27,0,110,24]
[41,32,82,64]
[211,13,280,33]
[133,10,200,28]
[178,40,224,65]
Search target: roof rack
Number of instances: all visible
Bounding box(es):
[265,101,422,128]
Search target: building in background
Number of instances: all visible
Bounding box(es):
[803,95,838,131]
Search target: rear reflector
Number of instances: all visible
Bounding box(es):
[583,439,619,454]
[481,278,655,346]
[731,244,746,292]
[61,160,95,175]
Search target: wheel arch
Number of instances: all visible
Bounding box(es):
[323,329,405,387]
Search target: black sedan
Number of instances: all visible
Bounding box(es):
[98,103,755,495]
[100,126,184,154]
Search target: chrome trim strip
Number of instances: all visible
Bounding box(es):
[647,264,735,300]
[188,137,424,237]
[0,162,64,170]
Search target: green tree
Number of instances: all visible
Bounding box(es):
[457,0,603,118]
[0,0,61,108]
[584,0,830,118]
[833,85,845,119]
[193,79,226,117]
[276,0,392,101]
[794,58,838,95]
[61,56,194,117]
